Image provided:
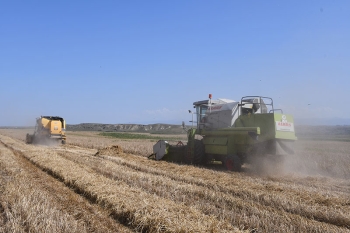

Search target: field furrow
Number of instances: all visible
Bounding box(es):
[0,143,83,232]
[53,147,350,232]
[0,140,135,233]
[79,150,350,228]
[0,135,241,233]
[1,129,349,233]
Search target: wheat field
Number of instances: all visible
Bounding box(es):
[0,129,349,232]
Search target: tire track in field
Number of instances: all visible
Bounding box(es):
[0,139,134,233]
[58,145,350,229]
[0,143,80,232]
[0,135,241,233]
[54,148,350,232]
[0,168,9,227]
[0,204,5,229]
[64,143,350,196]
[96,151,350,203]
[87,151,350,230]
[3,134,350,232]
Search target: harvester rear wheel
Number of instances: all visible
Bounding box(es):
[224,155,241,172]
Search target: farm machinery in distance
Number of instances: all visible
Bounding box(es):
[26,116,67,145]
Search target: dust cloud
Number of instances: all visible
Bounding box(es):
[250,94,350,180]
[245,141,350,180]
[30,137,63,147]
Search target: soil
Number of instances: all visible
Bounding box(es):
[95,145,123,156]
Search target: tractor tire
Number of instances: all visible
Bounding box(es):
[184,145,193,164]
[184,139,205,164]
[193,139,205,165]
[224,155,242,172]
[26,134,33,144]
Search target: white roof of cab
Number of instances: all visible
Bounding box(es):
[217,98,236,103]
[193,98,236,106]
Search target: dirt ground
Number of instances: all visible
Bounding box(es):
[0,129,349,232]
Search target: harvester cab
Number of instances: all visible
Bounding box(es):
[194,96,274,130]
[152,95,297,172]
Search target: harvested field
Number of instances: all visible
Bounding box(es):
[0,129,349,232]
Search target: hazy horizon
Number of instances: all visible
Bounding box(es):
[2,117,350,127]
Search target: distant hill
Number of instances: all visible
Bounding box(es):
[66,123,350,140]
[295,125,350,141]
[295,117,350,126]
[67,123,187,134]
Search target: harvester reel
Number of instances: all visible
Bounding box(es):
[224,155,241,172]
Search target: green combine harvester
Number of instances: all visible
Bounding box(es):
[151,95,297,171]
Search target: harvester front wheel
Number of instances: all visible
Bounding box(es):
[26,134,34,144]
[184,139,205,164]
[193,139,205,165]
[224,155,241,172]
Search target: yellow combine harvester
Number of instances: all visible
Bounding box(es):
[26,116,66,144]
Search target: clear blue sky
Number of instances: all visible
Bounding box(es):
[1,1,349,126]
